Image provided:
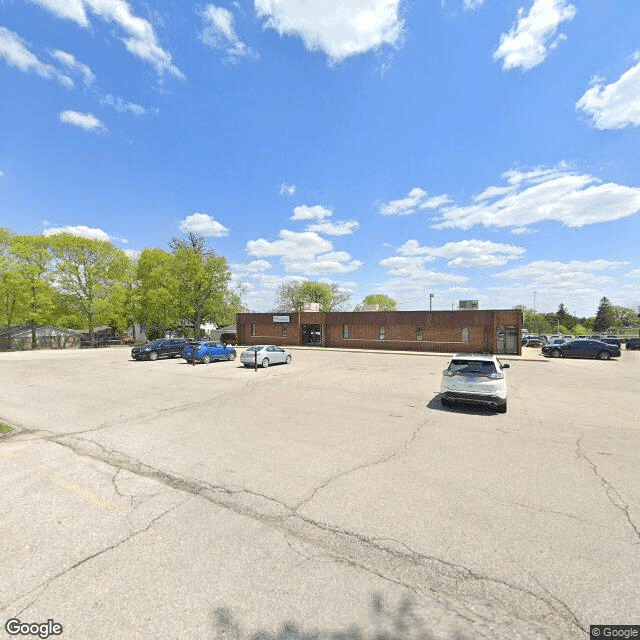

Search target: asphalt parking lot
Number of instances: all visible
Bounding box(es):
[1,346,639,640]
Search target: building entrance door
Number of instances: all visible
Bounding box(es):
[302,324,322,346]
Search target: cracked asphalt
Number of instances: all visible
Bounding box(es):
[0,346,638,639]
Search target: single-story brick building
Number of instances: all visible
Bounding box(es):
[236,309,523,355]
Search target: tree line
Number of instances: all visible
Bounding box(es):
[516,298,638,335]
[0,229,242,348]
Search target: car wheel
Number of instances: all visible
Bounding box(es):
[148,351,158,361]
[262,358,269,368]
[227,352,236,361]
[597,351,611,360]
[497,401,507,414]
[285,355,291,364]
[202,354,212,364]
[440,396,452,407]
[551,349,562,358]
[243,364,252,368]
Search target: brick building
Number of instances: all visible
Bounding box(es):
[236,309,523,355]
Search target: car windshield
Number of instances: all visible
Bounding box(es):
[245,346,263,352]
[146,340,163,347]
[447,359,498,376]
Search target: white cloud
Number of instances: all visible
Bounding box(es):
[290,204,333,221]
[246,229,361,275]
[179,213,229,237]
[494,260,627,288]
[50,49,95,85]
[306,220,360,236]
[397,239,525,268]
[28,0,183,78]
[59,110,106,132]
[200,4,258,62]
[380,187,451,215]
[494,0,576,72]
[230,259,273,276]
[0,27,73,88]
[433,164,640,229]
[0,171,4,177]
[510,226,538,235]
[254,0,404,64]
[98,93,158,116]
[463,0,485,9]
[43,225,113,241]
[279,182,296,196]
[576,59,640,130]
[625,269,640,278]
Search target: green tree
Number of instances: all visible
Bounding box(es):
[272,279,305,311]
[169,233,232,339]
[0,229,29,346]
[48,233,129,343]
[594,297,614,332]
[355,294,397,312]
[296,281,332,312]
[11,235,57,348]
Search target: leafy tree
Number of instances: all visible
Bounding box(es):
[326,281,352,311]
[0,229,29,345]
[609,305,637,329]
[48,233,129,343]
[355,294,397,312]
[594,297,614,332]
[272,279,350,312]
[11,235,57,348]
[296,281,332,311]
[170,233,232,339]
[273,279,305,311]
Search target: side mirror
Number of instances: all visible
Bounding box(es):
[502,363,510,369]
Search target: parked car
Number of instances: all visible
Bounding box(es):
[440,354,510,413]
[182,341,236,364]
[523,337,544,347]
[626,338,640,350]
[600,337,622,348]
[131,338,187,361]
[240,345,292,368]
[219,332,237,345]
[541,339,620,360]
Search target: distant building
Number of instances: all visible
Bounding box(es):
[0,325,83,350]
[236,309,523,355]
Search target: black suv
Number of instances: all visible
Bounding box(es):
[131,338,187,361]
[626,338,640,350]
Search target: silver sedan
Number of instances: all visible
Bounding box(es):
[240,345,292,368]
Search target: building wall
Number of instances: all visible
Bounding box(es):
[237,310,522,354]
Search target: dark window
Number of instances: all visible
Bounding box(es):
[379,325,385,340]
[462,326,469,342]
[282,324,287,337]
[416,327,424,341]
[251,324,256,336]
[343,324,349,339]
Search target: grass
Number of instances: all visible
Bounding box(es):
[0,424,11,434]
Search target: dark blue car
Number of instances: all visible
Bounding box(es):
[541,339,620,360]
[182,341,237,364]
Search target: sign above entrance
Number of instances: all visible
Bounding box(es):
[273,315,290,323]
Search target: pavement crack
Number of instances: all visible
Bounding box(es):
[293,421,427,513]
[576,435,640,544]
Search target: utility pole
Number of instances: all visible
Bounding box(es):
[429,293,434,311]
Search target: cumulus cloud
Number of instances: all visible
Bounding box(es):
[279,182,296,196]
[494,0,576,72]
[290,204,333,221]
[43,225,115,242]
[397,239,525,268]
[463,0,485,9]
[50,49,95,85]
[246,229,361,275]
[626,269,640,278]
[28,0,183,78]
[254,0,404,64]
[199,4,258,62]
[179,213,229,237]
[230,259,273,276]
[433,164,640,229]
[380,187,451,215]
[576,59,640,129]
[0,27,73,88]
[306,220,360,236]
[59,110,106,132]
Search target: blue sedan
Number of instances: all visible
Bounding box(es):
[182,341,236,364]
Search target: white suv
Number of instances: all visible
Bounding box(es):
[440,354,510,413]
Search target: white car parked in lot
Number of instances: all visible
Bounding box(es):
[240,345,292,368]
[440,354,509,413]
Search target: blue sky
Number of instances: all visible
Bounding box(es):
[1,0,640,317]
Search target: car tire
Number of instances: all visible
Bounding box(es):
[597,351,611,360]
[551,349,562,358]
[497,401,507,413]
[285,355,291,364]
[262,358,269,368]
[202,354,212,364]
[440,396,452,407]
[148,351,158,361]
[243,363,252,368]
[227,352,236,361]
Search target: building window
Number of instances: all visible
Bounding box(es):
[416,327,424,341]
[343,324,349,339]
[379,325,386,340]
[282,324,287,337]
[462,326,469,342]
[251,324,256,336]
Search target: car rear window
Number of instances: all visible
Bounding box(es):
[448,360,498,375]
[245,346,262,352]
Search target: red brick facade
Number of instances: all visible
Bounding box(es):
[236,309,523,355]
